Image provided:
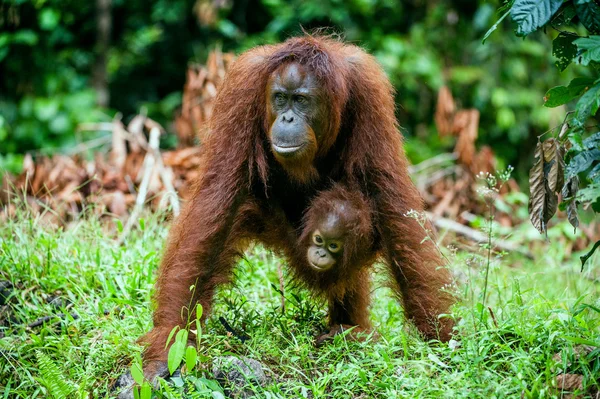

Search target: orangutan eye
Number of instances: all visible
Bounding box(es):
[274,93,286,105]
[328,242,341,253]
[295,95,307,104]
[313,235,323,245]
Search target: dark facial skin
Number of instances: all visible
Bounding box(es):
[266,63,328,162]
[307,207,347,271]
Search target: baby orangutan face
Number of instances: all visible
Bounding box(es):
[307,212,346,272]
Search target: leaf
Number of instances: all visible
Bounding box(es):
[551,3,578,27]
[574,35,600,65]
[529,139,566,235]
[510,0,563,36]
[428,353,449,368]
[185,346,197,372]
[553,33,578,71]
[543,138,565,193]
[589,163,600,180]
[544,86,575,107]
[165,326,180,349]
[167,329,188,375]
[582,131,600,150]
[130,362,145,385]
[561,176,580,231]
[578,182,600,202]
[566,149,600,177]
[574,0,600,34]
[581,239,600,270]
[529,141,550,234]
[140,382,152,399]
[544,77,595,107]
[573,82,600,126]
[568,77,596,95]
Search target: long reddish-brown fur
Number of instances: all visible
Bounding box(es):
[140,35,454,364]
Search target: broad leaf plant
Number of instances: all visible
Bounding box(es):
[488,0,600,268]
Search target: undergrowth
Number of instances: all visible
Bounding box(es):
[0,204,598,398]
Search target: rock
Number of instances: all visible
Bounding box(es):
[114,361,170,399]
[0,281,14,306]
[212,356,268,387]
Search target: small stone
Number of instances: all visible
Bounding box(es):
[212,356,268,387]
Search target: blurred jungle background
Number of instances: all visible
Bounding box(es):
[1,0,599,398]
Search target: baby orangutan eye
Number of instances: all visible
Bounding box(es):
[313,234,323,245]
[328,242,341,253]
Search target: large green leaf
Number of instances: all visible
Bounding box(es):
[544,77,595,107]
[582,131,600,150]
[510,0,563,36]
[589,163,600,181]
[568,77,597,95]
[552,32,578,71]
[574,0,600,34]
[544,86,575,107]
[550,3,577,27]
[566,149,600,177]
[167,329,188,375]
[574,82,600,125]
[578,182,600,202]
[574,35,600,65]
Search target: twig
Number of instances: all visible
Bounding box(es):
[147,127,180,216]
[27,135,112,158]
[76,122,115,132]
[28,312,80,328]
[117,128,159,244]
[409,152,458,175]
[218,316,250,343]
[426,211,532,258]
[419,166,460,189]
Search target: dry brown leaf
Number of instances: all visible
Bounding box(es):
[529,141,547,234]
[470,145,496,175]
[435,86,456,136]
[529,139,563,235]
[176,50,234,146]
[542,138,565,193]
[562,176,580,231]
[453,109,479,167]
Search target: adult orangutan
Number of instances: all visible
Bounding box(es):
[130,35,455,386]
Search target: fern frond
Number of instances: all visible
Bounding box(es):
[36,351,75,399]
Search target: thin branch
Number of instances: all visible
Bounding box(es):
[117,128,159,245]
[426,211,532,258]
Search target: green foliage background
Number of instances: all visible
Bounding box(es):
[0,0,588,177]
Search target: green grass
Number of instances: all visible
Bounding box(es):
[0,207,598,399]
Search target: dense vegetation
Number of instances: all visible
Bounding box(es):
[0,0,585,177]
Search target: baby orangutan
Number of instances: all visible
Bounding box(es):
[304,184,374,273]
[299,184,378,345]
